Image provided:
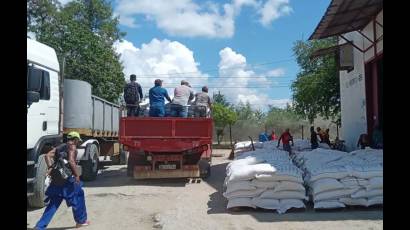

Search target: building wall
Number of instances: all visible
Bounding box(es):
[338,10,383,151]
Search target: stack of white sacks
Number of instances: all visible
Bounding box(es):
[293,148,383,209]
[223,147,307,214]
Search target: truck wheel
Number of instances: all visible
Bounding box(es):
[28,154,50,208]
[80,144,99,181]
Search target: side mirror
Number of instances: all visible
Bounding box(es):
[27,66,43,92]
[27,91,40,104]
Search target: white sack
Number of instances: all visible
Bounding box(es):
[273,181,305,193]
[227,197,255,209]
[314,200,345,209]
[311,178,345,195]
[260,190,307,200]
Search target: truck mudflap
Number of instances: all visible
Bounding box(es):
[134,165,200,179]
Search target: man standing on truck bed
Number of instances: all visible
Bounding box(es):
[35,132,90,229]
[124,74,143,117]
[149,79,172,117]
[193,86,212,117]
[170,80,194,118]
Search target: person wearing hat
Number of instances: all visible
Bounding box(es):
[123,74,143,117]
[149,79,172,117]
[35,131,90,229]
[170,80,194,118]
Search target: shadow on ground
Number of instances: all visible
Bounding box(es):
[83,165,191,188]
[205,159,383,223]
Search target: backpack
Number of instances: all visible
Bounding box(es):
[124,82,139,104]
[49,144,73,186]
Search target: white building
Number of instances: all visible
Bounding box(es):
[310,0,383,151]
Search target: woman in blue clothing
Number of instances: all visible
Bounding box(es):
[35,132,90,230]
[149,79,172,117]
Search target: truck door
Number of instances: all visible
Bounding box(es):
[27,64,59,149]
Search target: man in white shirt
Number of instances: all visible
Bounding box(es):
[170,80,194,117]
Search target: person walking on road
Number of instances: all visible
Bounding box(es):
[149,79,172,117]
[35,132,90,230]
[123,74,143,117]
[170,80,194,118]
[277,128,294,155]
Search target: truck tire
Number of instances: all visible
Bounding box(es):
[28,154,51,208]
[80,144,99,181]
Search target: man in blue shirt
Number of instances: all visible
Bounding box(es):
[149,79,171,117]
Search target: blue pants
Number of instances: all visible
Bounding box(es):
[35,180,87,230]
[170,104,188,118]
[149,105,165,117]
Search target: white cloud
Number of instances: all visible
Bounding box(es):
[115,0,236,38]
[259,0,293,27]
[270,98,292,108]
[115,0,292,38]
[267,68,285,77]
[210,47,277,110]
[114,39,289,110]
[114,38,209,97]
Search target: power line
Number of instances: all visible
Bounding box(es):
[132,57,295,77]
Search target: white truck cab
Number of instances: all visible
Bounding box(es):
[27,38,124,208]
[27,38,63,208]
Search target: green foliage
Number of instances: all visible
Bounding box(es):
[213,92,230,107]
[27,0,126,103]
[291,38,341,123]
[212,103,238,144]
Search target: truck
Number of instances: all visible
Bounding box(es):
[120,117,213,179]
[27,38,124,208]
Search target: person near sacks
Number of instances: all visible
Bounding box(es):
[193,86,212,117]
[269,130,277,141]
[310,126,319,149]
[34,132,90,230]
[170,80,194,117]
[316,127,326,143]
[149,79,172,117]
[357,133,370,149]
[277,128,294,155]
[123,74,143,117]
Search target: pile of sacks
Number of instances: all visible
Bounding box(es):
[223,149,307,214]
[233,139,330,158]
[293,148,383,209]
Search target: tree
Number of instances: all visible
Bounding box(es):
[27,0,126,103]
[212,103,237,145]
[291,38,341,123]
[213,91,230,107]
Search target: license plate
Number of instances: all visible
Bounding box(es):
[159,164,176,170]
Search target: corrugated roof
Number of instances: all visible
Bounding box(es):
[309,0,383,40]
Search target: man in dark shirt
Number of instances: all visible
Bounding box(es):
[310,126,319,149]
[35,132,89,229]
[124,74,143,117]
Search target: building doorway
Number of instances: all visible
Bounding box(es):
[365,54,383,136]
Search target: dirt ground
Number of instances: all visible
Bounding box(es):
[27,149,383,230]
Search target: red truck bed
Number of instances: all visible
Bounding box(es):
[119,117,213,179]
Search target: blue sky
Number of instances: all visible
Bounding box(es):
[111,0,330,109]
